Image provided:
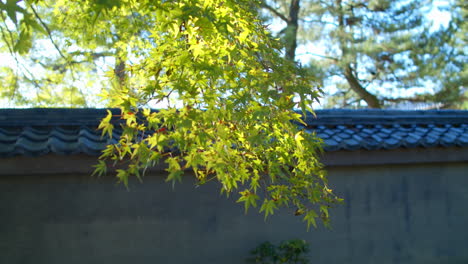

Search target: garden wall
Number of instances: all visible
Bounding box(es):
[1,158,467,264]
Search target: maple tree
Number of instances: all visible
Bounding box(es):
[0,0,341,228]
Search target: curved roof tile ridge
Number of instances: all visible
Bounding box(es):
[306,109,468,126]
[0,108,467,156]
[0,108,466,125]
[0,108,120,126]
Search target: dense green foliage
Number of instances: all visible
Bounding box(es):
[0,1,341,228]
[0,0,99,106]
[262,0,467,108]
[247,239,310,264]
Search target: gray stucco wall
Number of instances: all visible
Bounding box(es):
[1,161,467,264]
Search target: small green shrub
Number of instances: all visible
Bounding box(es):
[247,239,310,264]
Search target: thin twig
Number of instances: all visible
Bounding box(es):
[29,4,67,61]
[261,2,290,23]
[300,18,338,27]
[296,52,338,61]
[29,4,79,82]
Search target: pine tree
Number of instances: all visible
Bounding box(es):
[261,0,466,108]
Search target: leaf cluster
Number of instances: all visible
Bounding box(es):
[247,239,310,264]
[92,0,341,228]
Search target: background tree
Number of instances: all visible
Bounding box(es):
[261,0,467,108]
[0,0,341,228]
[411,0,467,109]
[1,1,83,106]
[0,0,131,106]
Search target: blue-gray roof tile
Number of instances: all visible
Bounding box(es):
[337,132,351,139]
[343,138,360,150]
[383,138,401,149]
[405,134,421,148]
[351,134,363,142]
[458,134,468,144]
[0,108,467,157]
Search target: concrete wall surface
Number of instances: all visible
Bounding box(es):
[0,161,467,264]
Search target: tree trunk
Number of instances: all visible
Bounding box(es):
[336,0,381,108]
[285,0,300,61]
[343,65,381,108]
[114,56,126,86]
